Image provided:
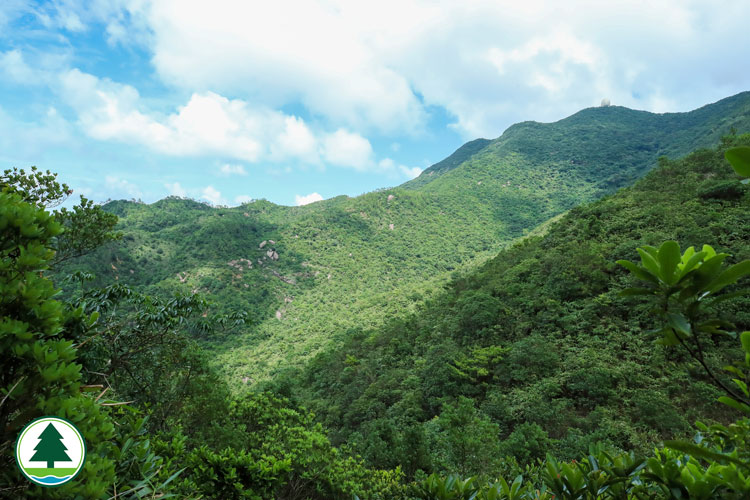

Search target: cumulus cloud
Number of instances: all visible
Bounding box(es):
[80,0,750,139]
[234,194,254,205]
[399,166,423,179]
[40,67,385,173]
[164,181,186,197]
[219,163,247,176]
[295,192,324,206]
[201,186,225,205]
[322,129,374,171]
[105,175,141,198]
[378,158,422,179]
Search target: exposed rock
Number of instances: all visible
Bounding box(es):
[389,223,394,230]
[275,310,283,320]
[259,240,267,248]
[387,194,394,202]
[266,250,279,260]
[269,240,276,244]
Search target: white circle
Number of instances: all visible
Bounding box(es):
[16,417,86,487]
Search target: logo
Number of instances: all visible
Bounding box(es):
[15,416,86,487]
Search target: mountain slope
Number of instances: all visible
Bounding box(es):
[62,92,750,383]
[294,135,750,476]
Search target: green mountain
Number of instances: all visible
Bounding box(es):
[62,92,750,384]
[293,135,750,476]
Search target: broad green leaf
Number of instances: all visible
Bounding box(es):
[741,331,750,354]
[677,251,707,281]
[718,397,750,413]
[725,146,750,177]
[701,245,717,260]
[706,260,750,294]
[657,241,681,284]
[679,246,695,267]
[694,254,729,289]
[656,329,680,346]
[663,441,744,466]
[617,259,659,284]
[637,248,662,282]
[667,313,691,336]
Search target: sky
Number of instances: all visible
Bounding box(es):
[1,1,750,207]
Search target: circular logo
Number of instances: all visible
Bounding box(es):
[15,416,86,487]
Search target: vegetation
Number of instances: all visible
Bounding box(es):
[60,91,750,384]
[2,95,750,498]
[289,135,750,478]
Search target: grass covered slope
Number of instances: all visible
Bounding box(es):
[64,93,750,383]
[293,136,750,476]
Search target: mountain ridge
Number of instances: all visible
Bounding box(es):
[63,91,750,383]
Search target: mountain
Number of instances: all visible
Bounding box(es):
[61,92,750,383]
[293,135,750,476]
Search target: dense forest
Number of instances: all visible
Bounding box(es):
[2,97,750,498]
[59,91,750,386]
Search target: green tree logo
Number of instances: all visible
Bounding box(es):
[30,423,72,469]
[15,417,86,487]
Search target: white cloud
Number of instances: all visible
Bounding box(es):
[399,166,423,179]
[105,175,141,198]
[322,129,374,171]
[106,0,748,139]
[143,0,425,134]
[164,181,186,197]
[295,192,324,206]
[0,105,75,155]
[378,158,422,179]
[234,194,254,205]
[219,163,247,176]
[0,50,35,82]
[56,69,312,163]
[271,116,319,163]
[201,185,225,205]
[5,0,750,184]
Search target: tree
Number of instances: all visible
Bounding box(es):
[30,423,70,469]
[617,241,750,405]
[0,189,115,497]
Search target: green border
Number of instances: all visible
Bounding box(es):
[15,416,87,488]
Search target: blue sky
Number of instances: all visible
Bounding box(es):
[2,1,750,207]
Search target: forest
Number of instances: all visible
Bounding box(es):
[2,105,750,498]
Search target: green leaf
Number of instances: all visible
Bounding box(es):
[725,146,750,177]
[656,329,680,346]
[663,440,744,466]
[636,249,662,282]
[667,313,691,337]
[657,241,681,284]
[741,331,750,354]
[718,396,750,413]
[617,260,659,284]
[677,251,707,281]
[706,260,750,294]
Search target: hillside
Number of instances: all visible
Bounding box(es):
[61,92,750,383]
[292,135,750,477]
